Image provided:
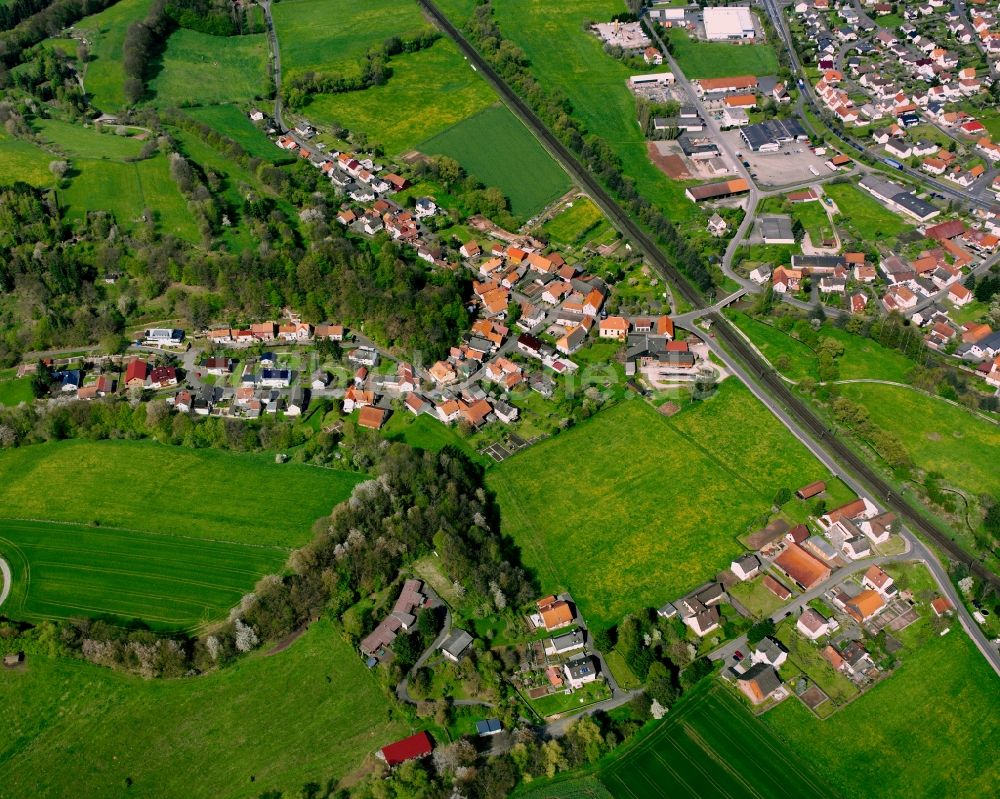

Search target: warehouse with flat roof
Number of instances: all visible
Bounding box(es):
[740,118,809,152]
[703,6,756,41]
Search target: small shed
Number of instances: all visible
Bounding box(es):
[796,480,827,499]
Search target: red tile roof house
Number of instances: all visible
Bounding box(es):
[124,358,147,388]
[378,731,434,767]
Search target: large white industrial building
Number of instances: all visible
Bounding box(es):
[703,7,756,41]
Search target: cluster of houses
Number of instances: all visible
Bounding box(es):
[207,320,344,347]
[796,0,993,133]
[518,595,605,702]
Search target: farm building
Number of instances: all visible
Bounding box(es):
[379,732,434,767]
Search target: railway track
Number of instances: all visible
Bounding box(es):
[418,0,1000,591]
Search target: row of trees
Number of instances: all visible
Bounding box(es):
[464,3,713,292]
[122,0,172,104]
[0,0,118,69]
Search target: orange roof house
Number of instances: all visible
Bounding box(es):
[774,544,831,590]
[357,406,388,430]
[845,589,886,623]
[537,597,574,631]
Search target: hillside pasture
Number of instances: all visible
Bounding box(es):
[420,103,571,218]
[0,619,409,799]
[34,118,145,161]
[0,130,58,185]
[305,39,495,154]
[57,155,200,241]
[0,519,286,630]
[185,104,281,160]
[75,0,154,111]
[487,381,835,624]
[0,439,362,548]
[837,382,1000,497]
[148,29,270,107]
[274,0,431,79]
[727,313,917,383]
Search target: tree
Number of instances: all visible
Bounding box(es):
[984,499,1000,538]
[49,160,68,184]
[747,618,776,646]
[773,487,792,507]
[679,657,714,692]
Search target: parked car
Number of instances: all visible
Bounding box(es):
[733,650,744,662]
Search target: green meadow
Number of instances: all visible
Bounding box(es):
[541,197,610,245]
[665,28,780,79]
[273,0,432,80]
[837,382,1000,498]
[0,439,362,548]
[0,519,286,630]
[185,104,281,160]
[149,29,270,107]
[305,39,496,154]
[823,182,915,241]
[0,619,409,799]
[76,0,154,110]
[488,381,835,624]
[420,104,571,218]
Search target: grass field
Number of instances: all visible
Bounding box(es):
[0,377,34,407]
[185,105,280,160]
[58,155,200,241]
[76,0,154,111]
[490,0,696,223]
[487,381,835,624]
[381,412,485,463]
[34,118,145,161]
[600,686,838,799]
[824,182,915,241]
[0,619,410,799]
[0,130,58,185]
[764,623,1000,798]
[306,39,496,154]
[420,103,570,218]
[791,199,834,244]
[665,29,780,79]
[728,313,917,383]
[837,382,1000,497]
[541,197,609,245]
[0,519,287,629]
[274,0,431,80]
[0,439,362,547]
[149,29,270,107]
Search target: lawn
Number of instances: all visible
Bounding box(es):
[541,197,609,245]
[274,0,432,80]
[0,377,34,406]
[57,154,199,241]
[76,0,154,111]
[836,382,1000,498]
[526,680,612,718]
[764,625,1000,798]
[727,575,789,619]
[380,412,485,464]
[0,519,287,630]
[34,118,145,161]
[823,181,914,241]
[185,104,281,160]
[665,28,780,79]
[0,619,411,799]
[791,199,834,244]
[420,103,571,218]
[727,312,917,383]
[487,380,836,625]
[599,686,838,799]
[148,29,270,107]
[489,0,696,223]
[0,130,58,185]
[0,439,363,547]
[305,39,496,154]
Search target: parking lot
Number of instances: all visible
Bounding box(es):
[721,131,833,186]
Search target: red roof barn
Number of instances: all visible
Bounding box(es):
[380,732,433,766]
